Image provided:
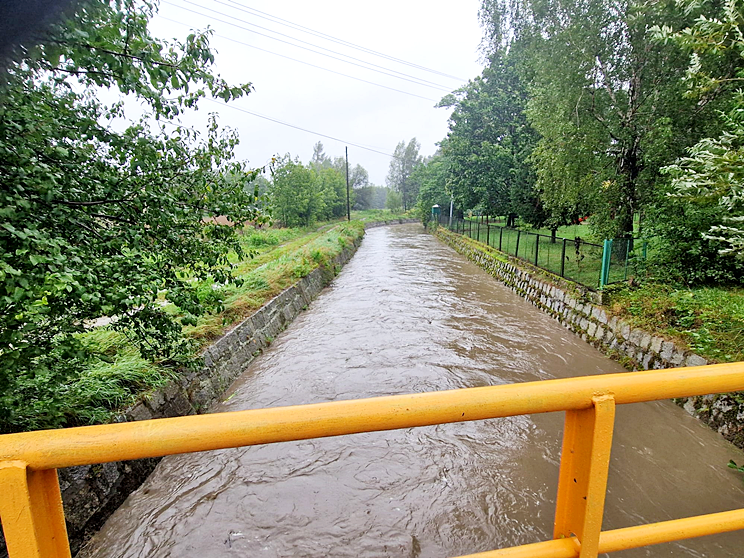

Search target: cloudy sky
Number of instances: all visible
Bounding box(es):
[145,0,485,185]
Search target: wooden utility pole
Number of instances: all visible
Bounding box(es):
[345,146,351,221]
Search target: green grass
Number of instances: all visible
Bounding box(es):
[186,221,364,343]
[605,283,744,363]
[350,209,411,222]
[29,221,367,431]
[452,220,604,287]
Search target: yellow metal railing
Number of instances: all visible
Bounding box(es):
[2,363,744,557]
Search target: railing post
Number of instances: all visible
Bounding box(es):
[561,238,567,277]
[535,234,540,266]
[0,462,71,558]
[515,231,521,258]
[477,220,480,242]
[486,224,490,247]
[554,395,616,558]
[499,227,503,251]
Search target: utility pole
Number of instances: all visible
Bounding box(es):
[345,146,351,221]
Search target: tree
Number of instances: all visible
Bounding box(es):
[413,154,450,225]
[480,0,725,241]
[270,156,323,226]
[657,0,744,264]
[0,0,262,431]
[310,141,331,171]
[349,164,369,189]
[314,166,348,220]
[386,138,422,211]
[438,48,544,229]
[353,185,388,210]
[386,189,403,213]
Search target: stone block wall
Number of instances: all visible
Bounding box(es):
[433,228,744,448]
[0,237,362,558]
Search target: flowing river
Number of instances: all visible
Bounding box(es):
[81,224,744,557]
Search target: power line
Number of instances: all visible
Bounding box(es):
[221,0,467,82]
[157,15,440,103]
[205,98,397,159]
[163,0,453,92]
[191,0,455,90]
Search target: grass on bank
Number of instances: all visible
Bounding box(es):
[604,283,744,364]
[26,218,375,432]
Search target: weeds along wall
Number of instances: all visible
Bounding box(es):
[433,227,744,450]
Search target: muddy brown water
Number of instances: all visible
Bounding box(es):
[81,224,744,558]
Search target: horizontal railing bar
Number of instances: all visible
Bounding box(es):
[599,507,744,553]
[456,508,744,557]
[1,363,743,470]
[457,538,576,557]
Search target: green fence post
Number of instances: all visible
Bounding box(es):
[599,239,613,289]
[534,234,540,266]
[515,230,521,258]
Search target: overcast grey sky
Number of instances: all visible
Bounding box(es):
[147,0,484,185]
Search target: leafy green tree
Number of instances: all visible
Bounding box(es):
[439,48,544,229]
[314,166,348,219]
[270,156,323,227]
[386,189,403,213]
[386,138,422,211]
[0,0,262,431]
[657,0,744,264]
[481,0,724,241]
[413,154,450,225]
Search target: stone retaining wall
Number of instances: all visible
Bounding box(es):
[0,234,364,558]
[433,227,744,449]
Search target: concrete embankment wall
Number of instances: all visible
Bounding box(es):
[433,227,744,450]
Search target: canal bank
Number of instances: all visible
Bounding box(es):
[0,221,419,558]
[432,226,744,450]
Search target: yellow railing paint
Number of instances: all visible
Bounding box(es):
[1,362,743,557]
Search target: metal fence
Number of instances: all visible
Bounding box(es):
[437,215,646,289]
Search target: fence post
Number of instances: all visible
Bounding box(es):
[623,238,631,280]
[560,239,567,278]
[515,231,521,258]
[535,234,540,266]
[486,225,490,247]
[469,219,472,238]
[499,227,503,251]
[599,239,613,289]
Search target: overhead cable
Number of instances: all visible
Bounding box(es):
[221,0,467,82]
[164,0,453,92]
[158,15,439,102]
[205,98,398,159]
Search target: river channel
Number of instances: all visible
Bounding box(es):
[81,224,744,557]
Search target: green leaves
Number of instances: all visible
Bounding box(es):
[0,1,265,432]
